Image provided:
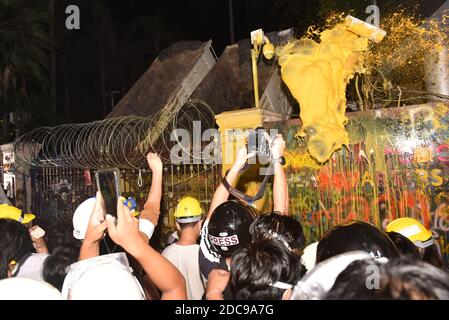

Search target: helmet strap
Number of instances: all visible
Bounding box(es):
[19,211,25,223]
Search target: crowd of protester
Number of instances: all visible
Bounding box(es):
[1,134,449,300]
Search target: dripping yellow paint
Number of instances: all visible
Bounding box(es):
[276,16,385,163]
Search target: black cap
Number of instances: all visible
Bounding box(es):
[208,200,257,257]
[316,221,399,263]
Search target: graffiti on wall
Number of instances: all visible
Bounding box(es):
[267,102,449,261]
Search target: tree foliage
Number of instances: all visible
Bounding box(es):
[0,0,50,105]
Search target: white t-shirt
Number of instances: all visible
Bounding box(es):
[162,243,205,300]
[14,253,49,282]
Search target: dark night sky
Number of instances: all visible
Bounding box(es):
[103,0,446,54]
[52,0,446,125]
[102,0,295,64]
[105,0,278,54]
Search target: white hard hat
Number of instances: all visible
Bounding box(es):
[72,197,96,240]
[301,241,319,272]
[72,196,155,240]
[62,253,145,300]
[0,278,63,300]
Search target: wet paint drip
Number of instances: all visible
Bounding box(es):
[283,150,322,170]
[277,17,384,163]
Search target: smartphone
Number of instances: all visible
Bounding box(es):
[95,168,121,218]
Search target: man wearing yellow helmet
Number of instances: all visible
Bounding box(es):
[162,196,205,300]
[79,153,163,260]
[386,217,444,268]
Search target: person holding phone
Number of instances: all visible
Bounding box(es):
[76,153,183,299]
[78,153,163,260]
[105,198,187,300]
[61,197,186,300]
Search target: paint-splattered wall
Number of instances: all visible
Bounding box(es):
[264,102,449,263]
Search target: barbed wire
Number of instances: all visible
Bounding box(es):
[13,99,217,170]
[14,81,447,172]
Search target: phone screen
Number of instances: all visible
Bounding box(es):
[95,169,120,217]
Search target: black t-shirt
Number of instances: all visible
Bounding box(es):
[198,247,228,279]
[199,219,234,300]
[199,219,227,278]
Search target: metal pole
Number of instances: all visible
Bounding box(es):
[251,48,260,108]
[424,2,449,97]
[228,0,235,44]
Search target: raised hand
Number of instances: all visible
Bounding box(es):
[106,197,145,256]
[233,147,256,171]
[29,225,48,254]
[264,132,285,159]
[84,191,108,244]
[147,153,163,173]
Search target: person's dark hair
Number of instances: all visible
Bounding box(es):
[178,221,201,230]
[387,232,420,259]
[325,257,449,300]
[250,213,305,253]
[0,250,8,280]
[230,239,302,300]
[34,207,81,253]
[421,241,445,269]
[316,221,399,263]
[0,219,35,264]
[42,244,79,291]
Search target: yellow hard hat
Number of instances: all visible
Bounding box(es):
[386,218,433,248]
[174,197,202,223]
[0,204,35,224]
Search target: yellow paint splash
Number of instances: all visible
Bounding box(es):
[365,11,449,76]
[284,150,321,170]
[277,16,384,163]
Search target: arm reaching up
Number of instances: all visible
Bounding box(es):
[206,147,255,220]
[265,132,289,215]
[106,198,187,300]
[140,153,163,225]
[29,226,49,254]
[79,192,108,260]
[138,153,163,243]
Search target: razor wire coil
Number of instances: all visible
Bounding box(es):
[13,100,217,170]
